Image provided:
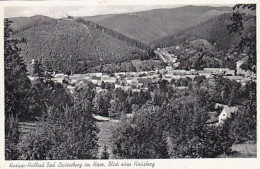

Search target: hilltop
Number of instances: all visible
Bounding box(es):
[9,15,55,34]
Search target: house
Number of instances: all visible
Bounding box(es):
[166,66,174,72]
[218,106,238,125]
[103,77,117,84]
[92,114,110,122]
[70,78,78,84]
[184,75,196,80]
[190,69,197,74]
[132,89,141,93]
[90,72,102,77]
[91,76,102,85]
[225,70,235,76]
[173,62,181,68]
[172,70,186,75]
[177,86,188,90]
[131,60,142,71]
[115,84,123,89]
[138,78,153,87]
[197,70,212,78]
[164,74,173,78]
[241,78,251,86]
[226,76,242,82]
[163,77,172,82]
[122,86,132,92]
[204,68,229,72]
[53,73,65,83]
[185,71,191,75]
[67,85,76,94]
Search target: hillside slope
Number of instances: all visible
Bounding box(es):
[83,6,232,45]
[10,17,148,73]
[152,13,256,51]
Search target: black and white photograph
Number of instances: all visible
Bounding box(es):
[3,1,257,163]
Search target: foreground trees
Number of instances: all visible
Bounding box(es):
[18,105,99,160]
[5,18,31,159]
[163,95,233,158]
[230,82,256,143]
[4,19,32,119]
[228,4,256,73]
[112,102,169,159]
[112,91,234,158]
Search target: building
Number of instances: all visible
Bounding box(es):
[218,106,238,125]
[197,70,212,78]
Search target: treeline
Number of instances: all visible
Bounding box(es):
[75,18,155,56]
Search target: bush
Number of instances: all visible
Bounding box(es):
[5,115,21,160]
[112,102,169,159]
[18,105,99,160]
[164,95,233,158]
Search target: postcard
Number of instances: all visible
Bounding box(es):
[0,0,259,169]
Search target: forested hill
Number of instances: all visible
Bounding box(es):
[82,5,232,45]
[8,16,150,74]
[75,18,150,51]
[151,13,256,52]
[9,15,55,34]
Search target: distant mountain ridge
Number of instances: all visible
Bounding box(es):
[82,5,232,45]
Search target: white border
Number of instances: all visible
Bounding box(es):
[0,0,259,169]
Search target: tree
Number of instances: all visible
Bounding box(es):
[100,146,110,159]
[4,19,32,119]
[18,105,99,160]
[229,81,256,143]
[228,4,256,73]
[112,102,169,159]
[5,115,21,160]
[93,90,111,117]
[163,94,233,158]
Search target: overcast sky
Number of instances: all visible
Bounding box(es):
[4,4,234,18]
[4,5,178,18]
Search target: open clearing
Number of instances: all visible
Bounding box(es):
[97,121,119,157]
[230,143,257,158]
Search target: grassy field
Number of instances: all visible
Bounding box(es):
[96,121,119,158]
[229,143,257,158]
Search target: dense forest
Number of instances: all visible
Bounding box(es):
[11,17,151,74]
[151,13,255,52]
[75,18,152,52]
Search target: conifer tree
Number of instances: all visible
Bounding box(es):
[4,19,31,118]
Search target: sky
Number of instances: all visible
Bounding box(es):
[4,5,182,18]
[4,4,234,18]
